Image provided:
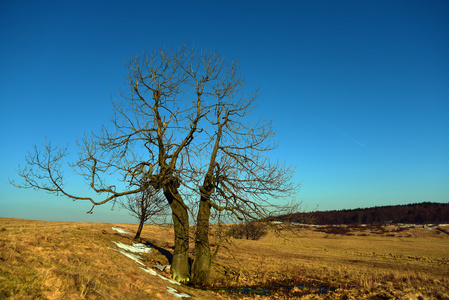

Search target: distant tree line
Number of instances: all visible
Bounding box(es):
[280,202,449,225]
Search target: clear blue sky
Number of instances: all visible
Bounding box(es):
[1,0,448,223]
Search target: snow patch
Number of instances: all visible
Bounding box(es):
[112,227,130,235]
[112,241,152,254]
[110,240,190,298]
[110,248,145,266]
[110,241,152,266]
[139,267,180,285]
[154,264,170,271]
[166,286,190,298]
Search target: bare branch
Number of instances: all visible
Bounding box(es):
[12,45,300,284]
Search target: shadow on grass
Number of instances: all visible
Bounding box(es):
[200,284,334,297]
[140,238,174,264]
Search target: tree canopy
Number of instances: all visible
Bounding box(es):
[12,45,300,284]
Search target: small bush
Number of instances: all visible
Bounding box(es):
[227,222,267,240]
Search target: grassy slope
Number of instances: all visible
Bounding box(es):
[0,218,216,300]
[1,218,448,299]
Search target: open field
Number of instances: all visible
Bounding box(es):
[1,217,448,299]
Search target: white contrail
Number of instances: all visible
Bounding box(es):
[338,131,366,147]
[321,121,367,147]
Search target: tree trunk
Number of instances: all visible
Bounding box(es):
[191,196,211,285]
[134,218,145,240]
[164,187,190,284]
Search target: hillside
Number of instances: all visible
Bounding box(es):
[0,218,213,299]
[282,202,449,225]
[1,217,448,299]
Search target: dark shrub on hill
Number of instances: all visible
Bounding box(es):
[280,202,449,225]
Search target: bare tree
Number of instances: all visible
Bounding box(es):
[12,45,300,285]
[120,185,168,240]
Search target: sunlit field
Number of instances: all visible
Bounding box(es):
[1,217,448,299]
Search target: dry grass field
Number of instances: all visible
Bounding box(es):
[1,217,448,299]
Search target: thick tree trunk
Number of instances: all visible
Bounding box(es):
[191,196,211,285]
[134,218,145,240]
[164,187,190,284]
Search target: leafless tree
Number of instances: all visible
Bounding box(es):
[12,45,300,285]
[120,184,168,240]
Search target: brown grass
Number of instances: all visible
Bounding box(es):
[0,218,214,299]
[208,224,449,299]
[1,218,448,299]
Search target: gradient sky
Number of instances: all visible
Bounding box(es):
[1,0,448,223]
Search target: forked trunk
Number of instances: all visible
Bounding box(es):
[164,188,190,284]
[191,196,211,285]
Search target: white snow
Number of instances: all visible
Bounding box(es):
[110,239,190,298]
[110,248,145,266]
[166,286,190,298]
[112,241,152,254]
[132,243,153,253]
[139,267,180,285]
[112,227,130,234]
[154,264,170,271]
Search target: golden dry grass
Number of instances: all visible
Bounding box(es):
[1,218,448,299]
[208,224,449,299]
[0,218,215,300]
